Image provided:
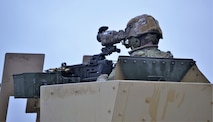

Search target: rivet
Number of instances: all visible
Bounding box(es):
[75,90,78,93]
[108,110,111,114]
[50,92,54,95]
[123,60,127,63]
[145,98,150,103]
[162,61,165,64]
[112,86,116,90]
[171,61,175,65]
[118,113,122,117]
[133,60,136,63]
[123,89,126,93]
[181,62,184,65]
[143,61,146,64]
[152,61,155,64]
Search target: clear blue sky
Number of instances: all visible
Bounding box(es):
[0,0,212,121]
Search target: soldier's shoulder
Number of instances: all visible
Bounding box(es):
[148,49,173,58]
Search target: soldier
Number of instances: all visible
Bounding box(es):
[97,14,173,81]
[123,14,173,58]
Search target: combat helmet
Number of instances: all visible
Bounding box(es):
[125,14,163,39]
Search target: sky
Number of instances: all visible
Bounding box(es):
[0,0,212,121]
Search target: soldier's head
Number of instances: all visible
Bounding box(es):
[124,14,163,49]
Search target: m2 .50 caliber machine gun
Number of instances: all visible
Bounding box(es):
[13,26,126,98]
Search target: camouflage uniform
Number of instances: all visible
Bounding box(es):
[129,45,173,58]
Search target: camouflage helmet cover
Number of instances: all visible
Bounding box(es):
[125,14,163,39]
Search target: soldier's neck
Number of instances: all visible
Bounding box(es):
[129,43,158,55]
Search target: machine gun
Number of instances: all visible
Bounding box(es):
[13,26,124,98]
[45,26,124,82]
[57,45,120,82]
